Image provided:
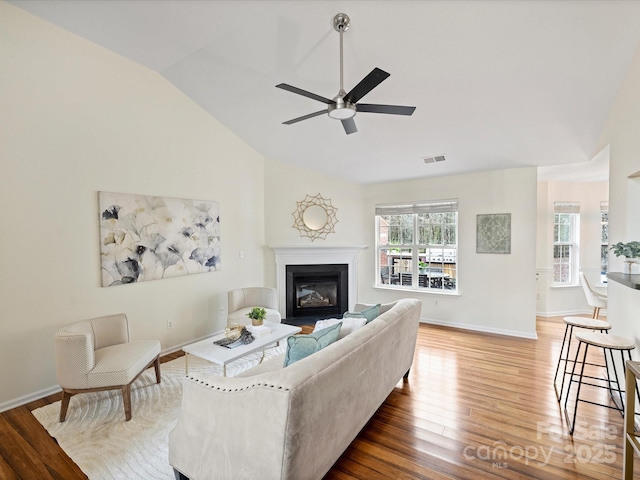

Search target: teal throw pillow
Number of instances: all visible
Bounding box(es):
[344,304,381,323]
[283,322,342,367]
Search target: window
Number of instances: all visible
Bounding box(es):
[376,200,458,292]
[553,202,580,284]
[601,201,608,283]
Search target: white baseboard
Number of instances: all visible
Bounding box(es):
[0,334,217,414]
[536,309,607,318]
[160,333,216,356]
[0,385,61,414]
[420,318,538,340]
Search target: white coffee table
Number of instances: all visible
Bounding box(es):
[182,322,301,376]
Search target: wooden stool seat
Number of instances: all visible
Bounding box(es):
[575,332,634,350]
[563,316,611,330]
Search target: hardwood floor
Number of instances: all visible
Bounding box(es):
[1,317,638,479]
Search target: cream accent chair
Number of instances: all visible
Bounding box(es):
[54,313,161,422]
[227,287,281,325]
[579,271,608,319]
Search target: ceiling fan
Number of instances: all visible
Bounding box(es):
[276,13,416,135]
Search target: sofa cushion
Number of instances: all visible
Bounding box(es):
[88,339,160,388]
[283,322,342,367]
[344,303,381,323]
[236,353,285,377]
[314,317,366,339]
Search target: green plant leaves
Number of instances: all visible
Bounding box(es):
[609,241,640,258]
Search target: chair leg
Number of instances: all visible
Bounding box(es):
[593,307,600,319]
[554,324,573,402]
[154,355,161,384]
[564,341,589,435]
[122,384,132,421]
[59,390,73,422]
[612,350,626,414]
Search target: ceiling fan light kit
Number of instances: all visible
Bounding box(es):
[276,13,416,135]
[327,96,356,119]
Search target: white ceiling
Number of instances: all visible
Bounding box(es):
[10,0,640,184]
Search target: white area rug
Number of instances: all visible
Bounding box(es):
[32,345,285,480]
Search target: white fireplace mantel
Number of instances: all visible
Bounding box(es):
[269,245,367,319]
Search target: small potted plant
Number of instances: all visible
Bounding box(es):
[246,307,267,326]
[419,261,428,274]
[609,241,640,274]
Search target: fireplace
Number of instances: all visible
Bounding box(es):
[286,264,348,319]
[271,245,366,319]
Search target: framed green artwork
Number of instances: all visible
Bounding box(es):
[477,213,511,254]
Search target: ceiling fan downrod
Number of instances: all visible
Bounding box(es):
[333,13,350,94]
[329,13,356,120]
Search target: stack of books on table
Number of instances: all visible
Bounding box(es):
[247,324,272,337]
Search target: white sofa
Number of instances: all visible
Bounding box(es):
[169,298,422,480]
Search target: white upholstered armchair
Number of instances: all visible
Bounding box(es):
[227,287,281,325]
[54,313,161,422]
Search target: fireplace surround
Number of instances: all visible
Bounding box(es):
[286,264,348,319]
[270,245,367,320]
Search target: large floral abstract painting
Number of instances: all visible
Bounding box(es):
[99,192,220,286]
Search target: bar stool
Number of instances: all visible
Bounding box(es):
[564,332,635,435]
[554,316,611,402]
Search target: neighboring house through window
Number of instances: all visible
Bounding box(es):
[376,200,458,292]
[553,202,580,284]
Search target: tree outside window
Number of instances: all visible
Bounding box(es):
[553,202,579,284]
[377,201,458,292]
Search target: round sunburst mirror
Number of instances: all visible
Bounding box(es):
[302,205,328,230]
[292,193,338,241]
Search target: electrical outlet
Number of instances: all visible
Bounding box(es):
[219,307,225,315]
[167,320,174,330]
[434,300,439,307]
[239,250,244,259]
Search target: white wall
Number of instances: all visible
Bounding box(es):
[536,180,609,316]
[0,2,546,409]
[360,167,538,338]
[264,161,538,337]
[0,4,267,408]
[263,157,368,288]
[595,41,640,349]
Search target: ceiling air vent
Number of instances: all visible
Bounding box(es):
[422,154,447,164]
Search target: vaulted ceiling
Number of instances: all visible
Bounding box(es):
[10,1,640,183]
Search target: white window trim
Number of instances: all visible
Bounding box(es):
[375,200,458,293]
[553,203,580,286]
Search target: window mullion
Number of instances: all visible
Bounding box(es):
[413,214,418,288]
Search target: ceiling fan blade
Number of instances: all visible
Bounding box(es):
[283,110,327,125]
[276,84,336,105]
[341,117,357,135]
[344,68,390,104]
[356,104,416,116]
